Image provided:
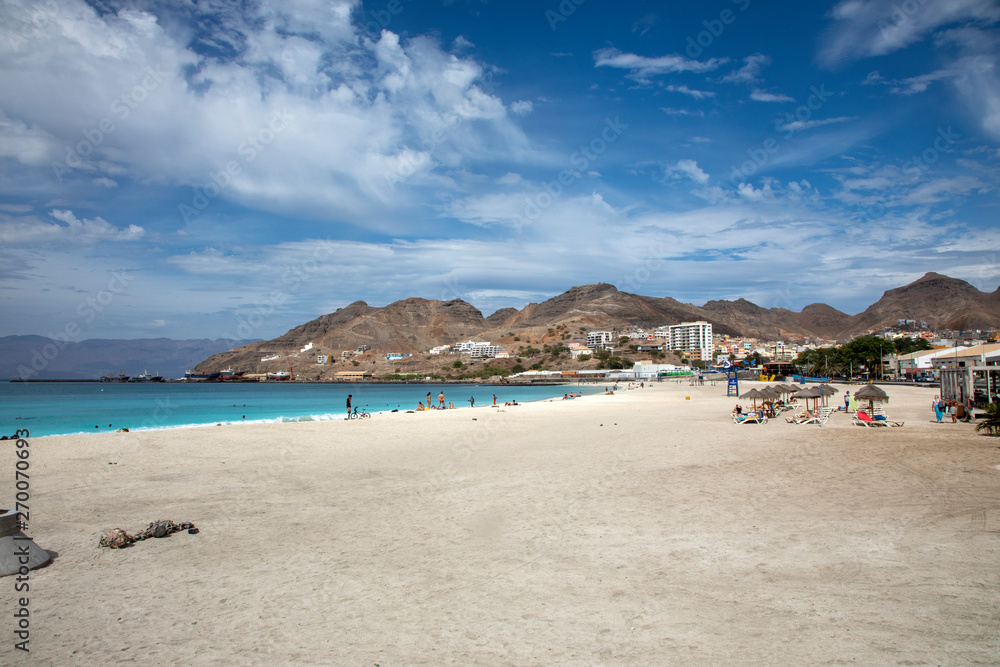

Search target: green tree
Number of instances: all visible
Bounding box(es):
[597,356,631,370]
[975,403,1000,436]
[893,336,932,356]
[452,360,464,369]
[842,336,887,379]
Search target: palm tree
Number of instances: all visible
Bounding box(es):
[976,403,1000,436]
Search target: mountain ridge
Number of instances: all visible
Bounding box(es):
[193,272,1000,377]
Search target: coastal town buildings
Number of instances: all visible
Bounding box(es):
[587,331,615,350]
[469,344,504,359]
[667,321,713,361]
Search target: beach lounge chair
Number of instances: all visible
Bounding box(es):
[786,413,828,426]
[853,411,887,427]
[872,414,904,427]
[734,411,767,424]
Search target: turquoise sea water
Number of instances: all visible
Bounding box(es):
[0,382,598,437]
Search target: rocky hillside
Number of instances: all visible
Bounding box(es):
[192,273,1000,377]
[847,272,1000,334]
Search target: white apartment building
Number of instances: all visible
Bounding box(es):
[587,331,615,349]
[470,344,504,359]
[453,340,487,353]
[668,321,714,361]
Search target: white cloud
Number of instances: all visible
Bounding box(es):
[664,84,715,99]
[593,47,728,82]
[862,70,884,85]
[750,90,795,103]
[496,172,522,185]
[664,159,710,184]
[0,0,534,233]
[719,54,771,85]
[0,209,143,246]
[510,100,534,115]
[92,177,117,188]
[777,116,856,134]
[889,69,957,94]
[819,0,1000,65]
[660,107,705,117]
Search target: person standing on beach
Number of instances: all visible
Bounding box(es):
[438,391,445,408]
[844,391,850,412]
[469,396,475,408]
[346,394,352,419]
[492,394,497,406]
[427,392,432,409]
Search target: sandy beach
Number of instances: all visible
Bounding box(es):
[2,381,998,665]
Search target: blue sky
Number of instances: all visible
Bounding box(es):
[1,0,998,341]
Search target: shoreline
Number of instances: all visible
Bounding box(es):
[20,383,607,440]
[5,381,997,664]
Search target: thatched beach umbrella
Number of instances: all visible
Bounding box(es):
[740,388,764,409]
[855,384,889,414]
[792,386,823,413]
[818,384,838,407]
[758,386,782,412]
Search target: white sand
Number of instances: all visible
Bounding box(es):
[2,382,998,665]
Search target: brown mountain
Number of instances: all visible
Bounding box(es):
[847,272,1000,334]
[194,273,1000,376]
[197,298,488,375]
[794,303,853,340]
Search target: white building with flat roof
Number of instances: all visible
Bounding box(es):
[668,321,713,361]
[587,331,615,349]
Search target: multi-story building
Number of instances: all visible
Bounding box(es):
[587,331,615,350]
[668,321,713,361]
[453,340,486,353]
[470,344,504,359]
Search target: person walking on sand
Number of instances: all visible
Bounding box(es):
[469,395,475,408]
[492,393,497,406]
[844,390,850,412]
[346,394,352,419]
[438,391,445,408]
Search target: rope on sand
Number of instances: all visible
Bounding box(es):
[99,520,198,549]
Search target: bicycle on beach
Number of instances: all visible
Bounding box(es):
[348,407,370,419]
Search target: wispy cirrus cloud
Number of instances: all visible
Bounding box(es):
[777,116,856,134]
[664,84,715,99]
[593,47,728,82]
[750,90,795,103]
[719,54,771,84]
[818,0,1000,65]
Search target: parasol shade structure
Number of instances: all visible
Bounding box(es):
[818,384,839,407]
[855,384,889,414]
[739,388,765,409]
[791,386,823,413]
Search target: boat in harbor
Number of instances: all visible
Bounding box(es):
[130,370,164,382]
[100,371,130,382]
[184,369,220,381]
